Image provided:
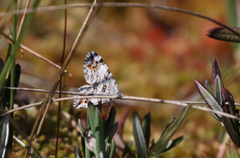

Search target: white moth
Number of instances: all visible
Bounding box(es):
[73,51,122,108]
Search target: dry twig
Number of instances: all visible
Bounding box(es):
[2,86,240,122]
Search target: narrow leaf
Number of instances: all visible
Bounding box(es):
[213,75,223,104]
[206,27,240,43]
[148,106,189,157]
[205,79,213,94]
[109,141,116,158]
[195,80,223,122]
[161,136,184,152]
[88,103,98,134]
[142,112,151,149]
[222,88,236,115]
[105,106,116,137]
[161,117,176,138]
[212,59,224,88]
[222,106,240,147]
[0,0,39,94]
[133,111,147,158]
[88,104,105,156]
[0,116,9,158]
[105,122,118,144]
[85,143,93,158]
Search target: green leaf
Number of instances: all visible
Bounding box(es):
[88,104,105,157]
[148,106,189,157]
[222,88,239,140]
[195,80,223,122]
[142,112,151,149]
[161,136,184,152]
[85,143,93,158]
[213,75,223,104]
[222,106,240,147]
[212,59,225,102]
[205,80,213,94]
[105,107,116,137]
[0,0,39,94]
[222,88,236,115]
[105,122,118,144]
[0,116,9,158]
[109,141,116,158]
[206,27,240,43]
[160,117,176,138]
[133,111,147,158]
[88,103,98,134]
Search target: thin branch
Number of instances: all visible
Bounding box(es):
[1,94,240,122]
[19,44,72,76]
[4,86,240,106]
[55,0,68,156]
[13,136,41,158]
[17,0,31,38]
[27,0,99,154]
[1,3,240,38]
[0,33,72,76]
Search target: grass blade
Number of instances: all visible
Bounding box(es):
[105,122,118,144]
[148,106,189,157]
[132,111,147,158]
[0,116,9,158]
[105,106,116,137]
[142,112,151,149]
[109,141,116,158]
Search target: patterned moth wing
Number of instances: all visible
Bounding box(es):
[73,51,122,109]
[73,85,99,109]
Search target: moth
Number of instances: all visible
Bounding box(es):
[73,51,122,108]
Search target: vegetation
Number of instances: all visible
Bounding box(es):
[0,0,240,157]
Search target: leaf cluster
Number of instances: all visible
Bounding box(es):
[195,59,240,147]
[75,103,190,158]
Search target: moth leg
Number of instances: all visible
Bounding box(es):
[113,101,118,107]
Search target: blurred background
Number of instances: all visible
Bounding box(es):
[0,0,239,157]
